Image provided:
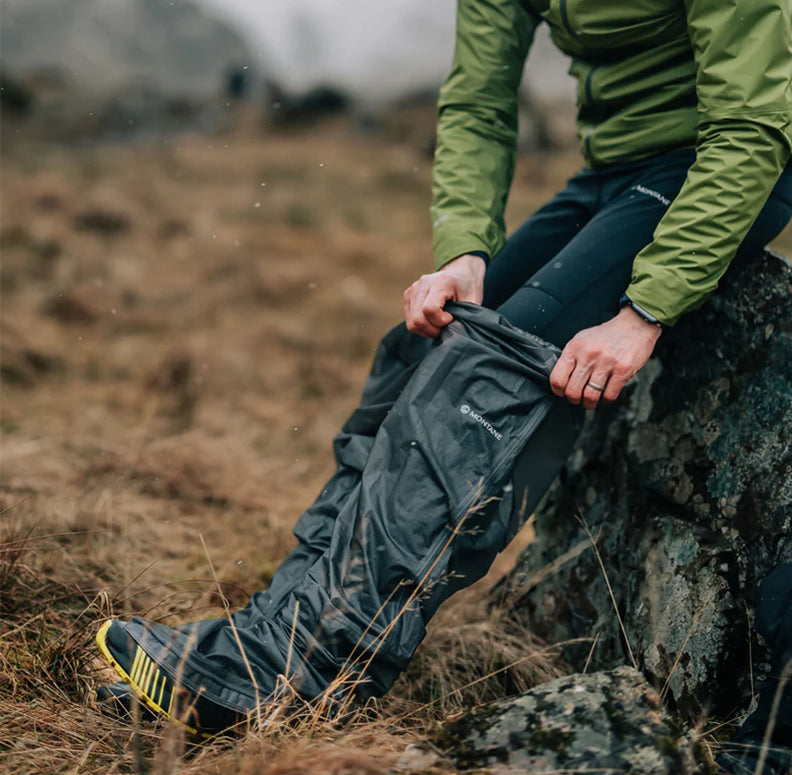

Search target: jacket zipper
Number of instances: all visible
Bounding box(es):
[583,58,598,166]
[559,0,576,39]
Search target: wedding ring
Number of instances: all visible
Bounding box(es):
[587,381,605,392]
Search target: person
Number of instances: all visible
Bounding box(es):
[96,0,792,764]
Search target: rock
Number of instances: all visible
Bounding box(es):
[438,666,701,774]
[0,0,258,102]
[495,250,792,721]
[0,0,266,141]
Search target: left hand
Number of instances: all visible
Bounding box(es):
[549,306,663,410]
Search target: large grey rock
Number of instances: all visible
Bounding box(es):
[439,666,701,774]
[0,0,258,100]
[496,251,792,721]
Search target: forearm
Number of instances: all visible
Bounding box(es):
[627,121,790,325]
[431,0,536,269]
[629,0,792,326]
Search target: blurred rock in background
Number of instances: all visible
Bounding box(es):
[1,0,576,148]
[1,0,262,141]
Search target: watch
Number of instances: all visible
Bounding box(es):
[619,294,663,328]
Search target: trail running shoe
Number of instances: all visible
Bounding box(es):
[95,619,245,736]
[96,680,158,721]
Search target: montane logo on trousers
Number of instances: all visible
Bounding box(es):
[460,404,503,441]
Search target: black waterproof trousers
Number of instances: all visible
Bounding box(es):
[119,151,792,716]
[124,305,583,712]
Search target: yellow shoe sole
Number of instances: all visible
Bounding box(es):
[95,619,205,736]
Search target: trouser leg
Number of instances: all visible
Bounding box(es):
[237,169,600,621]
[233,324,431,623]
[120,306,581,713]
[745,562,792,744]
[717,563,792,774]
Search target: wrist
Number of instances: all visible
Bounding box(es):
[617,305,663,340]
[619,294,664,329]
[443,252,486,278]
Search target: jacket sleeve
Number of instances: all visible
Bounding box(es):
[431,0,537,269]
[625,0,792,326]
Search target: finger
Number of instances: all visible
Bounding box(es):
[421,286,455,330]
[403,283,417,320]
[582,370,609,411]
[564,364,593,405]
[549,351,576,397]
[404,281,435,336]
[601,368,630,404]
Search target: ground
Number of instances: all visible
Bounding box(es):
[1,109,790,774]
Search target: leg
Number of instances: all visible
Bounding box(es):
[98,306,583,728]
[245,167,604,618]
[495,151,698,345]
[497,159,792,347]
[482,170,597,310]
[237,323,431,621]
[717,562,792,774]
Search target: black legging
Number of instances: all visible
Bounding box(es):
[485,148,792,348]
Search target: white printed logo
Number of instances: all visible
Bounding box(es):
[632,184,671,207]
[459,404,503,441]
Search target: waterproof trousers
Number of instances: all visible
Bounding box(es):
[117,150,792,716]
[122,304,583,712]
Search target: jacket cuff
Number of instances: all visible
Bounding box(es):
[619,294,664,327]
[433,229,502,271]
[623,283,682,327]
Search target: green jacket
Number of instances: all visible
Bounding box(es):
[431,0,792,325]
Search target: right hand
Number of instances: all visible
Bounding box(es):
[403,253,486,338]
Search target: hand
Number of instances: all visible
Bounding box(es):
[403,253,486,338]
[549,306,662,410]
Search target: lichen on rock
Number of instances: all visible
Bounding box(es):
[438,666,701,773]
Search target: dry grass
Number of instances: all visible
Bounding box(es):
[0,502,563,775]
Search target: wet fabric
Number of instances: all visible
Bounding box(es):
[119,303,582,714]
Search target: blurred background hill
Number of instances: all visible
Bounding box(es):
[1,0,576,144]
